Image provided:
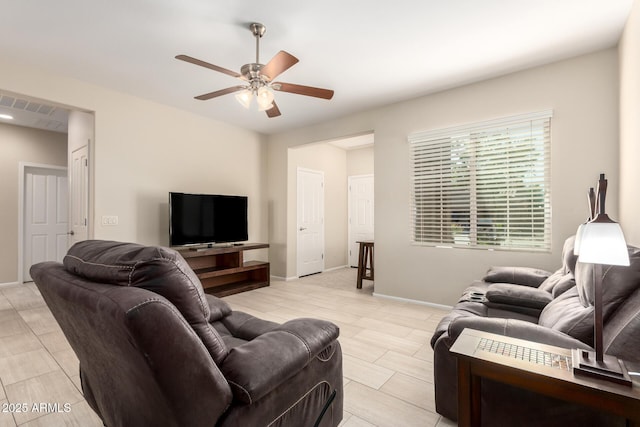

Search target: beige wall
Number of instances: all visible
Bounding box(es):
[268,49,619,305]
[347,146,374,176]
[288,143,348,277]
[0,58,269,265]
[0,123,67,284]
[619,0,640,246]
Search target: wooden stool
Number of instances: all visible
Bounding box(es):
[356,241,374,289]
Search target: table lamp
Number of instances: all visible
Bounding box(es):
[572,173,631,386]
[573,187,596,256]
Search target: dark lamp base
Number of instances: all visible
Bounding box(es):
[572,349,632,387]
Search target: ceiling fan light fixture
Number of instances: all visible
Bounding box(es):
[258,102,274,112]
[176,22,332,118]
[256,86,275,110]
[235,89,252,109]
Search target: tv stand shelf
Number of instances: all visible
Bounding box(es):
[178,243,269,297]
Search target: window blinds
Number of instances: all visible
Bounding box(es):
[409,111,552,251]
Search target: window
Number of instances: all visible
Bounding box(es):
[409,111,551,251]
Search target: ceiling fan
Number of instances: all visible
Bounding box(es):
[176,23,334,118]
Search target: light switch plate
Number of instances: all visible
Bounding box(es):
[101,215,119,226]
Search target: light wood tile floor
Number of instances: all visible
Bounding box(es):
[0,268,455,427]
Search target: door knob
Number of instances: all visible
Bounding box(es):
[67,230,75,235]
[299,227,307,231]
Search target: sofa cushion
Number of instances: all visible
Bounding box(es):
[604,287,640,362]
[574,247,640,322]
[483,266,551,287]
[221,318,339,404]
[538,269,576,297]
[485,283,553,309]
[560,234,578,275]
[63,240,229,363]
[538,287,594,344]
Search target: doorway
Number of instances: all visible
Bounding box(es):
[297,168,325,277]
[348,174,375,267]
[69,144,89,244]
[6,93,95,285]
[19,164,68,282]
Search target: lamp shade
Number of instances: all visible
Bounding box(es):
[256,86,275,111]
[577,221,629,266]
[235,90,252,109]
[574,222,585,256]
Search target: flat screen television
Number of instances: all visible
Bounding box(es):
[169,192,248,246]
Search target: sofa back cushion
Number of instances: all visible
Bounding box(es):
[538,287,594,344]
[538,270,576,297]
[561,235,578,275]
[604,287,640,362]
[63,240,229,363]
[537,236,578,296]
[574,246,640,322]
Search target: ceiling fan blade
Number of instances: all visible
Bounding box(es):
[176,54,242,79]
[273,82,334,100]
[195,86,246,100]
[266,101,281,118]
[260,51,299,81]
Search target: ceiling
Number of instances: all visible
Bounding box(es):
[0,1,633,135]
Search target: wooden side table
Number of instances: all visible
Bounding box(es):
[450,328,640,427]
[356,241,374,289]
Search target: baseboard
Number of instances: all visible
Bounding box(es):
[270,275,299,282]
[0,281,19,288]
[372,292,453,310]
[324,265,348,273]
[271,265,348,282]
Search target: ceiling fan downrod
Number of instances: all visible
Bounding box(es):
[250,23,266,65]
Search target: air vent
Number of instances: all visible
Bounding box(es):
[13,98,27,109]
[0,92,69,133]
[0,93,59,117]
[34,118,66,132]
[0,95,14,107]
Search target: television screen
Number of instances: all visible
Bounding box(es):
[169,192,248,246]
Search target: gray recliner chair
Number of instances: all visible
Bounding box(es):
[431,235,640,426]
[30,240,343,427]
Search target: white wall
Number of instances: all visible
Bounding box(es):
[268,49,619,305]
[0,123,67,284]
[619,0,640,246]
[0,58,268,261]
[347,146,374,176]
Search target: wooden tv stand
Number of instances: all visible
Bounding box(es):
[178,243,269,297]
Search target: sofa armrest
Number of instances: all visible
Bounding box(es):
[448,316,591,351]
[483,266,553,287]
[220,318,339,404]
[485,283,553,309]
[205,294,232,321]
[220,310,280,341]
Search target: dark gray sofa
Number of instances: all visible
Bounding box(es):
[431,235,640,426]
[30,240,343,427]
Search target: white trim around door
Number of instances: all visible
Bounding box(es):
[296,167,325,277]
[18,162,68,285]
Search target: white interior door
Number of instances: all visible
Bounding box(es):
[24,167,69,281]
[297,168,325,277]
[70,145,89,244]
[349,175,374,267]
